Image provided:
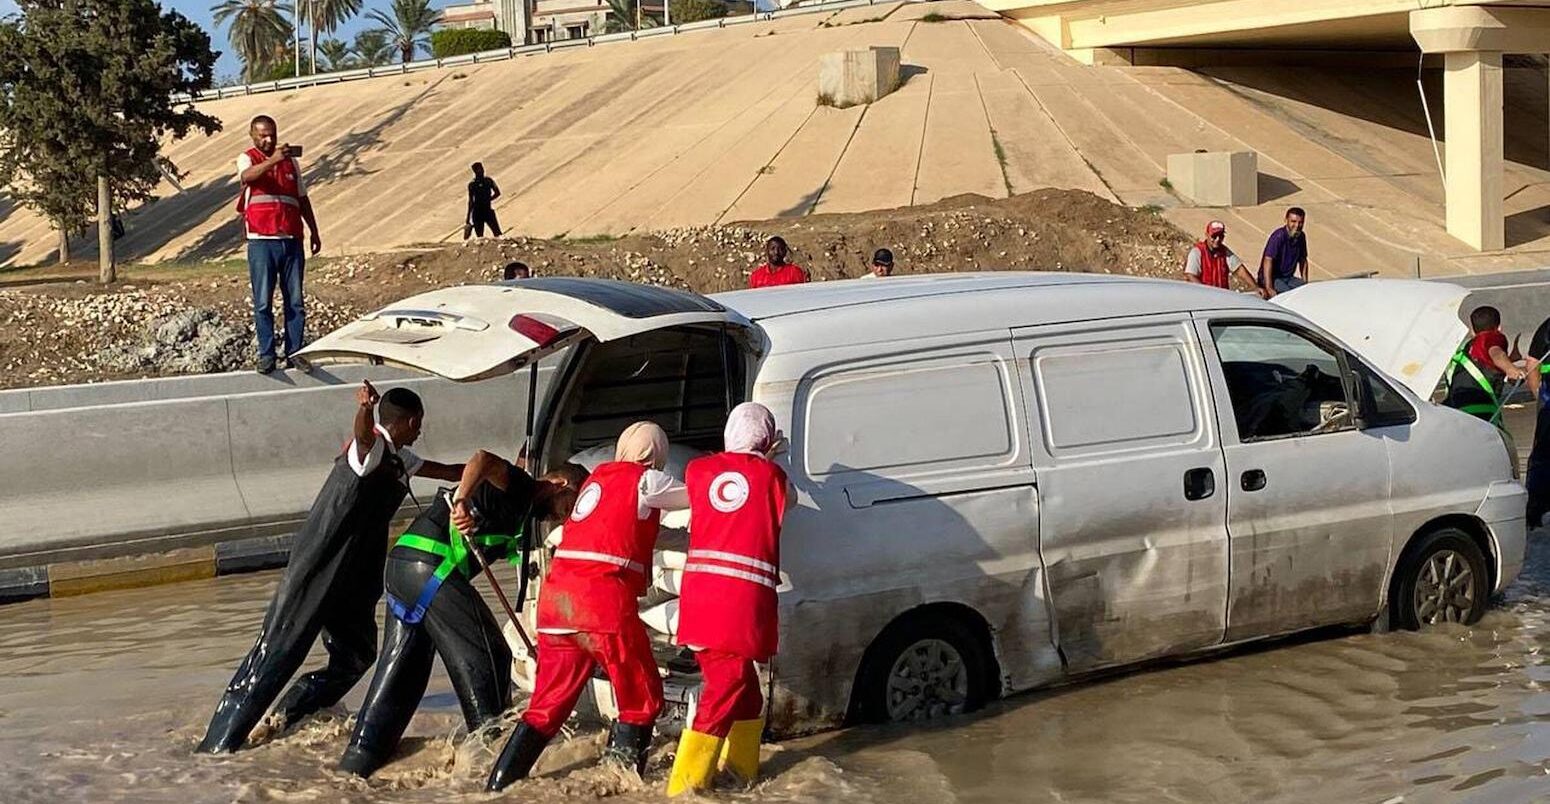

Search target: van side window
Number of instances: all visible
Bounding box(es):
[1350,353,1417,427]
[804,356,1015,476]
[1210,323,1355,441]
[1033,341,1200,455]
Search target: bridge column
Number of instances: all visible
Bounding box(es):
[1442,50,1505,252]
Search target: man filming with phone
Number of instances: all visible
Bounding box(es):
[237,114,323,375]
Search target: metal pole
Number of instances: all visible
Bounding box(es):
[293,0,301,78]
[444,491,537,653]
[97,175,114,284]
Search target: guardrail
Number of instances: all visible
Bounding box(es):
[0,365,547,570]
[183,0,901,102]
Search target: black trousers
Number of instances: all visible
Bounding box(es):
[197,523,384,753]
[1528,402,1550,526]
[341,554,512,776]
[470,207,502,238]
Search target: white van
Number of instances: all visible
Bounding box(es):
[299,273,1527,736]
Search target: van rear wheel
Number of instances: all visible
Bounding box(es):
[1392,528,1489,630]
[851,612,990,724]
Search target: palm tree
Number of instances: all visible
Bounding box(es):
[318,37,353,71]
[366,0,442,65]
[212,0,297,82]
[305,0,364,73]
[604,0,659,33]
[351,29,395,67]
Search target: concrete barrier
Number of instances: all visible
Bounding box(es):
[0,365,551,597]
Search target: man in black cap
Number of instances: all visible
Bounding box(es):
[863,248,893,279]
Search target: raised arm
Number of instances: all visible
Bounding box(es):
[352,380,379,464]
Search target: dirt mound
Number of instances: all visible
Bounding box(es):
[0,190,1192,388]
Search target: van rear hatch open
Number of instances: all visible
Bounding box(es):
[1272,279,1469,397]
[295,278,752,380]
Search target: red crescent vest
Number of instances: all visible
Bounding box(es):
[676,452,788,660]
[235,147,304,238]
[536,461,659,633]
[1193,241,1230,289]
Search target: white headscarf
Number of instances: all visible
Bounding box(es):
[724,402,779,455]
[615,421,669,470]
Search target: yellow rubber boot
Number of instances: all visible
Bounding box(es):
[718,718,764,783]
[666,729,723,797]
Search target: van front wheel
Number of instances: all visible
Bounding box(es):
[852,613,990,724]
[1392,528,1489,630]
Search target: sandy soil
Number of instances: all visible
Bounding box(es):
[0,189,1199,389]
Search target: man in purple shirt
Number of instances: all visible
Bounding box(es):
[1259,207,1309,298]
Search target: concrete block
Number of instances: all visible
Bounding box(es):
[48,546,216,597]
[818,47,901,109]
[1167,150,1259,207]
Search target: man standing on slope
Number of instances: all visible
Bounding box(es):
[237,115,322,374]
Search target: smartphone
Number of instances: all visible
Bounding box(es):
[287,145,305,157]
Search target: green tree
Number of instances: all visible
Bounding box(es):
[0,0,221,277]
[318,36,353,70]
[670,0,725,24]
[604,0,658,33]
[366,0,441,64]
[304,0,362,73]
[211,0,295,82]
[351,28,394,66]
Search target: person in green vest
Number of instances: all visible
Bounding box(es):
[338,450,588,778]
[1443,305,1524,422]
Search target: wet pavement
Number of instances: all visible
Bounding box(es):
[1,410,1548,803]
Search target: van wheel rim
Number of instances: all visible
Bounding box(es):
[885,638,969,721]
[1413,549,1475,625]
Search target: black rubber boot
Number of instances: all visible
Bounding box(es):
[338,745,386,778]
[486,722,550,792]
[601,721,653,777]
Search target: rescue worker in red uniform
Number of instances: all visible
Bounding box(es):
[237,114,322,374]
[668,402,791,796]
[486,422,689,792]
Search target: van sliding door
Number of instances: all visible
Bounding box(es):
[1014,315,1230,672]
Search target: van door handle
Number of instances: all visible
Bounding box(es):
[1241,469,1267,492]
[1183,468,1215,501]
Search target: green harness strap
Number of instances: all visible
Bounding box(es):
[395,523,524,584]
[1449,345,1500,417]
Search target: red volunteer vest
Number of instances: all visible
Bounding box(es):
[1193,241,1230,289]
[235,147,303,238]
[676,452,788,660]
[536,461,660,633]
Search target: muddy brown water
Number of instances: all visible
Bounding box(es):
[1,532,1546,804]
[4,406,1549,802]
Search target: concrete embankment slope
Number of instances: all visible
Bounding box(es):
[0,365,539,602]
[0,0,1546,278]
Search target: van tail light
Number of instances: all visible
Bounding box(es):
[509,313,576,347]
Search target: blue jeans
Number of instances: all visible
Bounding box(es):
[1273,275,1306,294]
[247,238,305,360]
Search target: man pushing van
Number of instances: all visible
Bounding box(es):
[198,381,464,753]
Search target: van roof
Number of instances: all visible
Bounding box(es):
[714,272,1272,349]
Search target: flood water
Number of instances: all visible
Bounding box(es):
[3,408,1550,802]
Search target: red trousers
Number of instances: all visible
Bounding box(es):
[690,649,764,738]
[521,625,664,738]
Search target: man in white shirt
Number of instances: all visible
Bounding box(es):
[198,381,463,753]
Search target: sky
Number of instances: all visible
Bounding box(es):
[0,0,455,83]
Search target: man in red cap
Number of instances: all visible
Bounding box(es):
[1182,220,1261,296]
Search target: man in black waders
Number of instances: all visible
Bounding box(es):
[338,450,588,778]
[1523,316,1550,527]
[198,381,465,753]
[1443,305,1524,422]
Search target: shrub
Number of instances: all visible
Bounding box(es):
[671,0,727,24]
[430,28,513,59]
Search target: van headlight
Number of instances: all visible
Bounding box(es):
[1498,425,1522,480]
